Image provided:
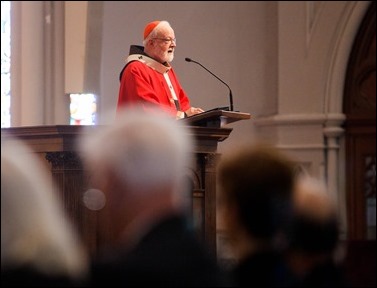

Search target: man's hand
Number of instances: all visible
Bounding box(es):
[185,107,205,117]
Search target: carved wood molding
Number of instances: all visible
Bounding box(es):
[45,151,82,170]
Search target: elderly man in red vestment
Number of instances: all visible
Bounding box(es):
[117,20,204,119]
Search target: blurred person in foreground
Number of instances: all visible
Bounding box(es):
[78,106,231,287]
[217,143,297,287]
[285,175,346,287]
[1,138,88,287]
[117,20,204,119]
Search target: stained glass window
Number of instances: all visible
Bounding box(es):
[69,93,97,125]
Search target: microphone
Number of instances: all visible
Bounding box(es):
[185,57,234,111]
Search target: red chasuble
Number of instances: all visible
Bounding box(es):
[117,58,191,118]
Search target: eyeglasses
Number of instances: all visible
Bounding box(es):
[152,38,176,45]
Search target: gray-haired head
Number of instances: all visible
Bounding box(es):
[1,138,88,279]
[79,106,194,209]
[143,20,172,46]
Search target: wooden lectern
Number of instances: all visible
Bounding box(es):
[1,110,250,257]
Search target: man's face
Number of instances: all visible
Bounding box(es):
[150,26,176,63]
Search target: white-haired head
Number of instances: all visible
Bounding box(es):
[79,106,194,209]
[143,20,176,63]
[1,138,88,279]
[143,20,172,46]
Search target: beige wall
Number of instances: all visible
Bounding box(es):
[64,1,88,93]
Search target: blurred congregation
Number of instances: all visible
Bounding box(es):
[2,106,375,287]
[1,1,375,287]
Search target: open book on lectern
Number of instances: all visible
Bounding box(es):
[203,106,230,113]
[181,107,251,128]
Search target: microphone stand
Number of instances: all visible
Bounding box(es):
[185,58,234,111]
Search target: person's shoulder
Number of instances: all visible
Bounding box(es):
[119,61,148,82]
[125,60,149,72]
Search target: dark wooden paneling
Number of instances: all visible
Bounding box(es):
[344,1,376,240]
[1,114,249,257]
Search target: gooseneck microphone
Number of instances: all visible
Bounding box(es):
[185,57,234,111]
